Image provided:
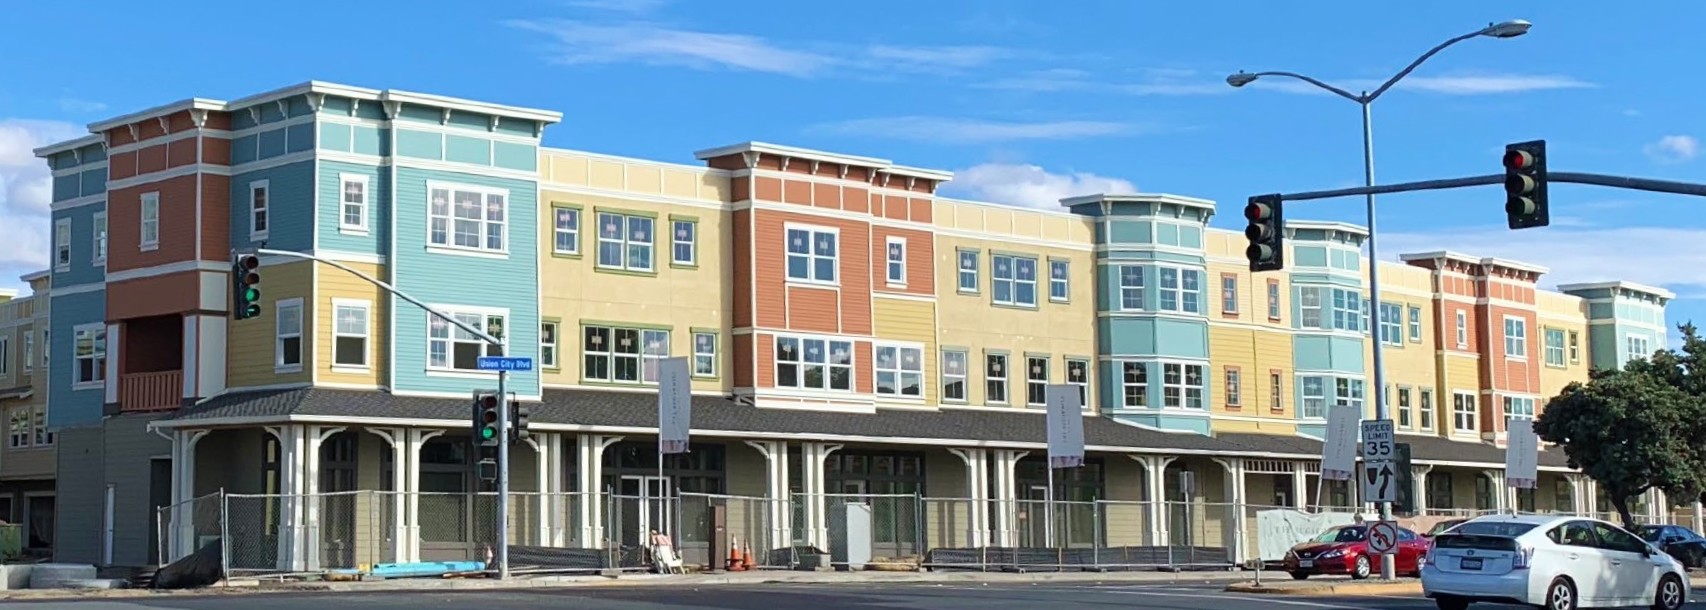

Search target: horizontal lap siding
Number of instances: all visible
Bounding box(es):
[317,262,388,388]
[227,261,312,388]
[105,176,199,273]
[107,272,200,320]
[872,298,938,403]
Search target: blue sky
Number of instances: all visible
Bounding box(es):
[1,0,1703,340]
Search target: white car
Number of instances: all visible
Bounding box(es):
[1421,514,1689,610]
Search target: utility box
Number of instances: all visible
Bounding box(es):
[829,502,872,571]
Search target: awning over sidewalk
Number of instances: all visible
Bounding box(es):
[161,387,1566,467]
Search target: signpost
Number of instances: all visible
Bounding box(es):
[656,357,691,540]
[1506,417,1540,513]
[1044,384,1085,549]
[1366,520,1399,556]
[1361,419,1398,504]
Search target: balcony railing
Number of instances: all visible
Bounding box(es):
[118,370,183,412]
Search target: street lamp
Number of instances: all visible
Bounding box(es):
[1226,19,1532,580]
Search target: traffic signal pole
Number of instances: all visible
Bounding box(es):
[1271,170,1706,203]
[255,248,513,579]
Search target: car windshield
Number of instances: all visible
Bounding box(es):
[1427,520,1466,535]
[1312,526,1365,543]
[1637,526,1666,541]
[1450,521,1539,537]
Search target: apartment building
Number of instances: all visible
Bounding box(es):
[0,272,53,554]
[31,81,1675,568]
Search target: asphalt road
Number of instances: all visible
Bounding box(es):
[10,582,1706,610]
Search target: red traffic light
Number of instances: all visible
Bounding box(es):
[479,394,498,409]
[238,254,261,271]
[1503,149,1533,171]
[1244,202,1273,222]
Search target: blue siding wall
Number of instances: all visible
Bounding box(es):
[52,204,109,287]
[229,160,314,251]
[48,290,107,428]
[316,160,389,255]
[390,166,541,397]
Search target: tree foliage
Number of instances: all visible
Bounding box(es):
[1537,322,1706,529]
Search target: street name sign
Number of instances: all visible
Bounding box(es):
[476,356,534,372]
[1361,419,1398,504]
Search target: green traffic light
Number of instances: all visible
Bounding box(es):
[245,304,261,317]
[480,426,497,440]
[244,288,260,301]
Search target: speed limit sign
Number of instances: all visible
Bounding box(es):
[1367,521,1399,555]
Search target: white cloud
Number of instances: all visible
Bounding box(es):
[0,119,81,271]
[561,0,670,13]
[981,67,1231,96]
[865,45,1011,71]
[57,98,107,114]
[809,116,1142,144]
[941,162,1136,210]
[1379,224,1706,296]
[1249,73,1594,96]
[1644,135,1699,164]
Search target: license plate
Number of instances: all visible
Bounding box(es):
[1298,560,1314,568]
[1460,557,1483,570]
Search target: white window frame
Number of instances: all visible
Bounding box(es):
[595,211,656,272]
[1627,335,1650,360]
[1298,286,1325,329]
[1377,302,1403,346]
[23,332,33,373]
[1455,310,1469,348]
[426,181,510,256]
[583,324,669,384]
[71,322,106,389]
[1407,306,1421,342]
[672,218,697,266]
[248,179,270,240]
[1025,355,1049,407]
[1220,274,1237,314]
[540,321,560,369]
[330,298,370,371]
[956,250,978,293]
[1503,315,1527,359]
[773,333,854,392]
[1159,360,1206,410]
[552,207,580,255]
[1543,328,1566,367]
[1419,388,1435,431]
[53,218,71,271]
[885,236,907,287]
[92,211,107,266]
[985,353,1009,405]
[1066,358,1090,408]
[6,406,27,449]
[1266,280,1281,321]
[1121,361,1148,409]
[1224,367,1241,407]
[784,224,838,285]
[1049,259,1070,303]
[1452,391,1478,433]
[1156,266,1202,314]
[1568,331,1580,364]
[1502,395,1536,420]
[691,330,717,378]
[274,298,304,373]
[30,405,50,447]
[425,304,509,376]
[991,254,1038,307]
[874,341,924,398]
[1362,298,1372,336]
[1299,375,1364,419]
[941,350,968,403]
[1332,377,1365,412]
[1397,385,1412,428]
[139,192,160,251]
[339,174,369,234]
[1118,265,1144,311]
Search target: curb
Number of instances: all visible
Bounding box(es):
[1225,580,1422,596]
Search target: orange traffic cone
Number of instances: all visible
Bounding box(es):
[741,539,755,570]
[727,535,745,571]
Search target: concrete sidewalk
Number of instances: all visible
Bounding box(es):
[1227,574,1706,596]
[0,568,1252,601]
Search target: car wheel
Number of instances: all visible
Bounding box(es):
[1544,577,1577,610]
[1411,551,1426,576]
[1350,555,1371,580]
[1654,573,1685,610]
[1288,571,1308,580]
[1434,597,1468,610]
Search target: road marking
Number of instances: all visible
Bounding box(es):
[1095,589,1374,609]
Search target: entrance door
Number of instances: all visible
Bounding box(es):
[616,475,671,550]
[1018,485,1051,548]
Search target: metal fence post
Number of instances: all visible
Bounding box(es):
[219,489,231,585]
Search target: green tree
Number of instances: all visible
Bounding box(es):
[1534,367,1706,528]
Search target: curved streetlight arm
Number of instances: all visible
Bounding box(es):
[1364,28,1487,102]
[1245,70,1363,102]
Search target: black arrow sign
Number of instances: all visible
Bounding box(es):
[1365,463,1395,499]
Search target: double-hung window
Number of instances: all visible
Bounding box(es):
[985,354,1009,404]
[1161,363,1205,409]
[427,308,506,373]
[1407,306,1422,342]
[1118,266,1144,311]
[885,237,906,285]
[1300,377,1326,419]
[1419,389,1435,430]
[1048,259,1069,302]
[1220,274,1238,314]
[875,343,923,397]
[331,300,370,369]
[584,325,669,384]
[992,254,1037,307]
[941,350,968,402]
[249,180,269,240]
[275,300,303,372]
[786,227,837,284]
[956,250,978,292]
[140,192,160,249]
[1504,317,1528,358]
[72,323,107,387]
[671,218,697,266]
[596,212,655,271]
[553,207,580,255]
[540,322,559,369]
[1066,359,1089,407]
[54,219,70,270]
[1121,362,1148,408]
[1543,328,1566,366]
[1157,267,1201,313]
[1025,356,1048,407]
[92,212,107,265]
[1298,286,1324,329]
[692,331,717,378]
[1379,303,1403,346]
[340,175,369,233]
[775,336,853,391]
[428,184,508,254]
[1452,392,1477,433]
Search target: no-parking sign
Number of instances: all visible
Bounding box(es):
[1367,521,1400,555]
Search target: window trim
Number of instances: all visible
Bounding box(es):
[1266,278,1281,321]
[1117,265,1145,312]
[274,298,305,374]
[1224,365,1241,409]
[784,223,840,286]
[540,320,561,370]
[1627,335,1651,361]
[1455,310,1469,348]
[670,216,698,269]
[874,340,926,399]
[1297,373,1365,420]
[772,332,856,393]
[424,304,510,378]
[1220,273,1239,317]
[1048,258,1070,303]
[53,218,71,272]
[1024,354,1050,407]
[338,173,370,234]
[91,211,107,266]
[1157,360,1207,410]
[885,236,907,287]
[1119,361,1148,410]
[581,322,671,385]
[426,180,512,257]
[985,351,1010,405]
[1155,264,1203,314]
[71,322,107,389]
[31,405,51,447]
[1406,305,1422,343]
[690,328,718,379]
[1451,390,1478,434]
[1397,385,1413,429]
[139,192,160,251]
[249,179,270,241]
[6,406,29,449]
[329,298,371,371]
[593,209,658,274]
[1268,369,1284,413]
[1502,394,1537,420]
[1542,327,1567,368]
[1065,357,1090,410]
[1502,315,1528,360]
[940,349,969,403]
[1419,388,1435,431]
[991,252,1039,308]
[551,204,582,258]
[1378,301,1404,347]
[955,248,979,294]
[1567,330,1580,364]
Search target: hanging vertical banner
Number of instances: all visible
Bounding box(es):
[1321,405,1359,481]
[1505,417,1539,489]
[657,357,692,454]
[1045,384,1085,469]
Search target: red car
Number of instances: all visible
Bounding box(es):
[1283,524,1430,580]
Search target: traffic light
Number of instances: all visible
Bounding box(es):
[1243,194,1285,272]
[1503,139,1549,230]
[473,391,501,447]
[509,394,530,443]
[231,254,262,320]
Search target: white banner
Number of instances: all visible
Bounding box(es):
[1255,509,1360,561]
[1321,405,1359,481]
[1505,417,1539,489]
[1045,384,1084,469]
[658,357,691,454]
